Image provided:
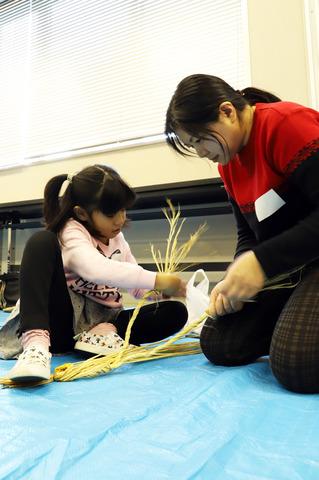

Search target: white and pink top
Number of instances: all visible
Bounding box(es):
[60,219,157,308]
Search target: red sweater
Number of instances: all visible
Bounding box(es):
[218,102,319,279]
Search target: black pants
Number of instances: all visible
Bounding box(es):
[20,230,188,354]
[200,264,319,393]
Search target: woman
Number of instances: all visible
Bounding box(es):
[165,73,319,393]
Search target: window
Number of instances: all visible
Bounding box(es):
[0,0,250,169]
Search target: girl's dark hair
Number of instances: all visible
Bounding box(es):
[43,164,136,235]
[165,74,281,155]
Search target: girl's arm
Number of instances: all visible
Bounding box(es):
[121,240,157,299]
[61,221,156,290]
[61,221,185,297]
[122,239,185,299]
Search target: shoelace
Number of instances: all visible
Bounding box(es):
[20,349,50,366]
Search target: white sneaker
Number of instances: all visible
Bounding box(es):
[74,331,125,356]
[7,346,51,382]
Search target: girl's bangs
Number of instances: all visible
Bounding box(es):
[98,178,136,215]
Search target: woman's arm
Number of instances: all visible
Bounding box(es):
[253,159,319,278]
[229,196,257,259]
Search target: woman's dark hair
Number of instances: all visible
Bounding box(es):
[43,164,136,235]
[165,74,281,155]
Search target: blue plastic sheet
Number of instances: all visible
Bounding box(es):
[0,310,319,480]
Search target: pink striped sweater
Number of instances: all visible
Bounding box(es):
[60,219,157,308]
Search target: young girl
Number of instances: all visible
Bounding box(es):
[165,73,319,393]
[1,165,187,382]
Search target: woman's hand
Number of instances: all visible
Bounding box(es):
[208,280,244,318]
[219,251,265,302]
[155,273,186,297]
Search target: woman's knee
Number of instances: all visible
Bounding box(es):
[270,345,319,393]
[200,317,259,366]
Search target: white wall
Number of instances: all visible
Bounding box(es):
[247,0,311,105]
[0,0,312,205]
[0,145,218,204]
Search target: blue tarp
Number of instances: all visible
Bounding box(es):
[0,310,318,480]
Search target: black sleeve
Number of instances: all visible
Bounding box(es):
[253,149,319,278]
[229,196,257,259]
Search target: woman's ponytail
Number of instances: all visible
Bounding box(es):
[241,87,281,105]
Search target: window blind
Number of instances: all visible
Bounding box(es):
[0,0,250,168]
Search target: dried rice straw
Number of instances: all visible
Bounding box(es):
[262,265,304,291]
[53,310,206,382]
[151,199,207,273]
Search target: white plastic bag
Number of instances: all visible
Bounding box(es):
[186,269,210,335]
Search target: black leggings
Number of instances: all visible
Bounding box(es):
[19,230,188,354]
[200,264,319,393]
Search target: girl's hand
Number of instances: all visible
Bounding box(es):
[219,251,265,302]
[208,280,244,318]
[155,273,186,297]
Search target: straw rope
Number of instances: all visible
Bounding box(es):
[0,301,207,388]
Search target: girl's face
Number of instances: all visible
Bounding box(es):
[176,102,249,166]
[91,209,126,243]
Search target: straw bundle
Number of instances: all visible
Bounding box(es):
[53,311,206,382]
[151,199,207,273]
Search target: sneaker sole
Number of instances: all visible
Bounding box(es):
[8,370,51,382]
[74,341,122,356]
[9,374,50,382]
